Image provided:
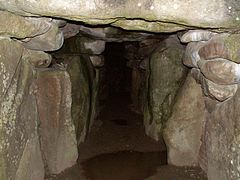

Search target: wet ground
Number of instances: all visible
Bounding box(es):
[49,93,207,180]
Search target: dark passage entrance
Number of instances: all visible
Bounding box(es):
[104,42,130,96]
[50,42,207,180]
[79,42,168,179]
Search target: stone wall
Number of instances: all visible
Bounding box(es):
[163,30,240,180]
[0,11,77,179]
[0,39,45,180]
[53,35,105,143]
[144,35,187,141]
[205,88,240,180]
[35,69,78,175]
[1,3,240,180]
[1,0,240,31]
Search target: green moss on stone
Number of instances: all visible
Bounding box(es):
[224,34,240,63]
[67,56,91,143]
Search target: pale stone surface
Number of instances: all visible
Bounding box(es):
[21,22,64,51]
[36,69,78,175]
[53,54,100,145]
[84,40,105,55]
[0,0,239,32]
[59,36,105,55]
[61,23,81,39]
[0,11,52,38]
[205,88,240,180]
[182,31,240,101]
[180,30,216,43]
[0,39,23,97]
[15,136,44,180]
[197,34,229,61]
[189,60,239,102]
[1,2,240,180]
[144,36,187,141]
[198,58,240,85]
[22,49,52,68]
[90,55,104,68]
[198,33,240,63]
[79,25,157,42]
[180,30,240,180]
[0,39,45,180]
[183,41,205,68]
[65,55,92,143]
[203,77,238,102]
[163,73,206,166]
[182,33,240,65]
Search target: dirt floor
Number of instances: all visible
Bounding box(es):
[49,93,207,180]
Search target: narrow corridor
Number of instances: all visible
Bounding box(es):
[51,92,206,180]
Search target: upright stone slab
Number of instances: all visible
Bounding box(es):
[144,36,187,141]
[205,87,240,180]
[163,73,206,166]
[36,69,78,175]
[0,39,44,180]
[65,55,92,143]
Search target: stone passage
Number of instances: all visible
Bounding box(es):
[1,1,240,180]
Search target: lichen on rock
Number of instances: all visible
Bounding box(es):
[144,35,187,141]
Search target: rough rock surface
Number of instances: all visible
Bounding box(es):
[59,36,105,55]
[205,87,240,180]
[144,36,187,141]
[164,73,206,166]
[191,68,238,101]
[64,55,93,143]
[1,1,240,180]
[0,11,52,39]
[1,0,240,32]
[71,25,158,42]
[0,39,45,180]
[15,136,44,180]
[180,29,240,180]
[197,58,240,85]
[36,69,78,175]
[182,31,240,101]
[22,49,52,68]
[198,33,240,63]
[21,22,64,51]
[90,55,104,68]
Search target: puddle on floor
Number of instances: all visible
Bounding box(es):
[110,118,128,126]
[50,150,167,180]
[82,150,167,180]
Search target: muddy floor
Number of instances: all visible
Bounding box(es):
[49,93,207,180]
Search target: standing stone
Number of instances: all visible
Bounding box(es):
[36,69,78,175]
[0,39,44,180]
[205,87,240,180]
[15,136,44,180]
[144,35,187,141]
[164,73,206,166]
[65,55,92,143]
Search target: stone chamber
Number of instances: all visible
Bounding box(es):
[1,1,240,180]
